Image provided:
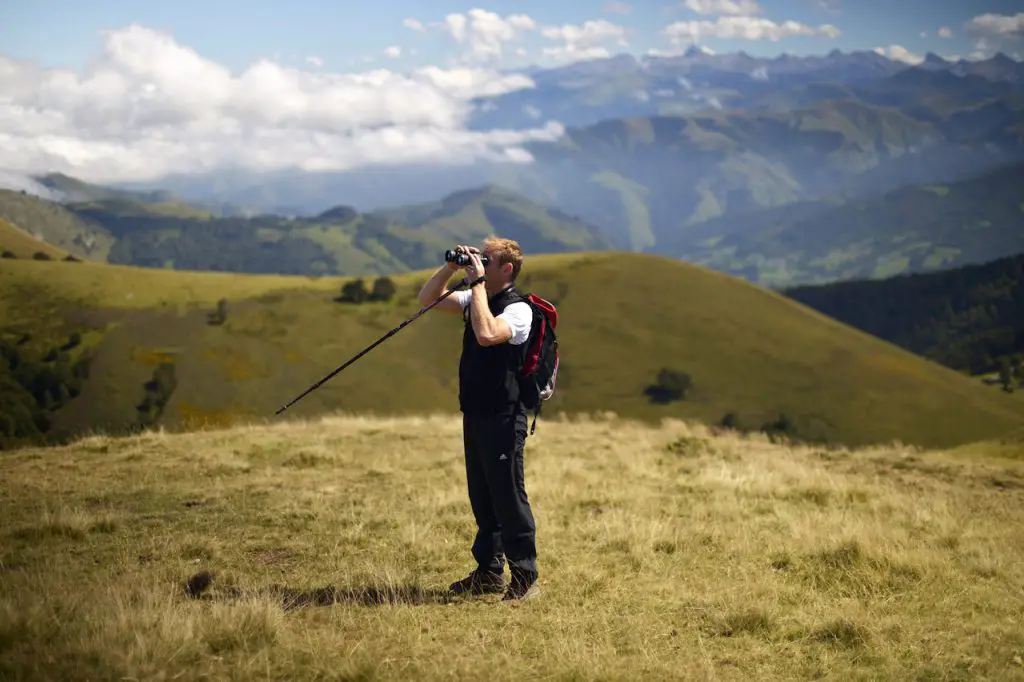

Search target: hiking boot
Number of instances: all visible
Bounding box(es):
[501,573,540,602]
[448,569,506,596]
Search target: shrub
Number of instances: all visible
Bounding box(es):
[643,368,692,404]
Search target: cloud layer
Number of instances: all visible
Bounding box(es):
[663,16,841,44]
[0,24,563,184]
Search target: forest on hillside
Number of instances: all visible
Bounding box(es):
[784,252,1024,379]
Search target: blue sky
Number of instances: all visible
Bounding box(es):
[2,0,1022,73]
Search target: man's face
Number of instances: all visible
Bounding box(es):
[482,249,504,279]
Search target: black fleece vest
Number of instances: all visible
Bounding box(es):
[458,285,528,416]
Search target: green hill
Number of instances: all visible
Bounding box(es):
[0,218,72,261]
[0,189,115,261]
[0,185,610,277]
[2,252,1022,451]
[34,172,185,205]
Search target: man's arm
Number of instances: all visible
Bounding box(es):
[417,263,464,313]
[469,283,512,346]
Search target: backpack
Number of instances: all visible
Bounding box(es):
[517,292,560,435]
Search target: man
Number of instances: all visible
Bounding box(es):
[417,237,540,602]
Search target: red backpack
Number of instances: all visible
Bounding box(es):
[518,293,560,435]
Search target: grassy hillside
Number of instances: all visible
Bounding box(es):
[2,252,1023,451]
[784,252,1024,375]
[2,414,1023,680]
[670,162,1024,287]
[0,218,71,260]
[1,184,609,277]
[0,189,115,261]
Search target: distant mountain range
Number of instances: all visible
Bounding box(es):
[470,48,1023,132]
[104,49,1024,216]
[6,48,1024,289]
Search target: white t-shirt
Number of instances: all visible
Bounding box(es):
[454,289,532,345]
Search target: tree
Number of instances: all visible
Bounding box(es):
[369,276,397,302]
[337,278,368,303]
[998,358,1014,392]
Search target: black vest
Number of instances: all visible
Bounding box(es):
[459,285,529,416]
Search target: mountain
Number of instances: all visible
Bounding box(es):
[492,95,1024,252]
[668,161,1024,287]
[101,52,1024,221]
[34,172,182,205]
[783,252,1024,376]
[915,51,1024,82]
[468,50,1023,133]
[0,184,610,277]
[468,49,914,132]
[2,252,1022,451]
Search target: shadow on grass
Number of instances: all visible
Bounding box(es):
[184,571,455,610]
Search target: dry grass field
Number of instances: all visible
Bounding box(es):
[2,412,1023,681]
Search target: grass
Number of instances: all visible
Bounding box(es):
[2,413,1023,680]
[0,219,70,260]
[3,252,1024,450]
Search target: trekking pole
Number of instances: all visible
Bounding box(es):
[274,275,484,415]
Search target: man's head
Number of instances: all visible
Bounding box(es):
[480,236,523,294]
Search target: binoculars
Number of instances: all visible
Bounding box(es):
[445,249,490,267]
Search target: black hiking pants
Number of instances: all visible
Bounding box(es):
[462,409,538,582]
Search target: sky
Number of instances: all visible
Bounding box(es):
[2,0,1023,71]
[0,1,1022,186]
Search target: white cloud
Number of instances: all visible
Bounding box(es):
[403,18,425,32]
[663,16,840,43]
[383,46,402,58]
[872,45,924,64]
[542,45,614,63]
[0,24,563,184]
[603,1,633,14]
[442,9,536,63]
[414,66,535,99]
[305,56,324,67]
[541,19,628,46]
[938,26,953,38]
[682,0,763,16]
[540,19,628,64]
[966,12,1024,38]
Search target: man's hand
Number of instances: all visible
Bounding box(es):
[465,250,486,282]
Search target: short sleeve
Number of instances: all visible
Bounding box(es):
[498,302,533,345]
[453,289,471,310]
